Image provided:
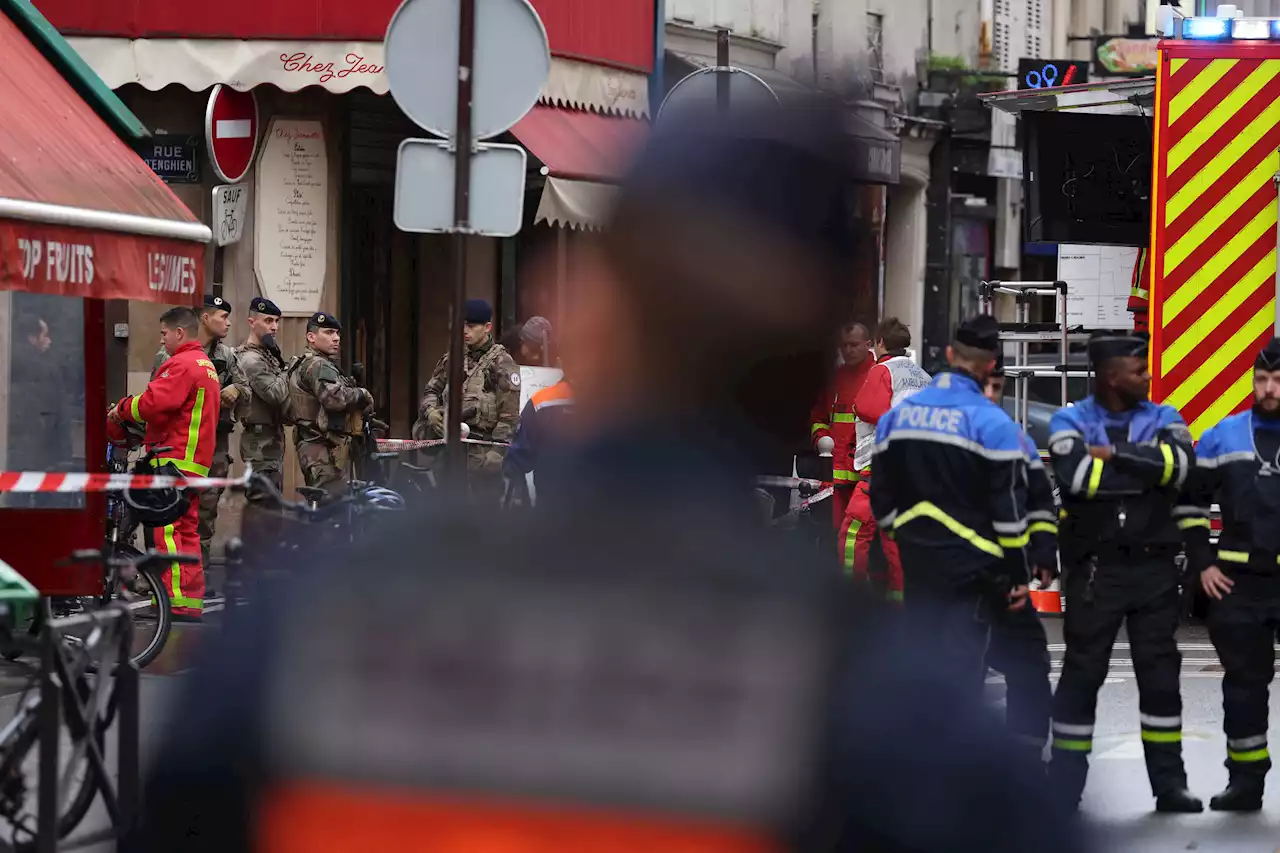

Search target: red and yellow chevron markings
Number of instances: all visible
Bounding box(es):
[1154,50,1280,437]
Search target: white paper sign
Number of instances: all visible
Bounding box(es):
[1058,244,1140,330]
[254,118,328,316]
[519,366,564,412]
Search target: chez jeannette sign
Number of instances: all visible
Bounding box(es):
[278,50,385,86]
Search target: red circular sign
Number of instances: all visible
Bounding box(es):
[204,85,260,184]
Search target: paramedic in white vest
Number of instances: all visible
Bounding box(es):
[843,317,931,601]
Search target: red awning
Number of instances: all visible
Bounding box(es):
[0,11,209,303]
[510,105,647,184]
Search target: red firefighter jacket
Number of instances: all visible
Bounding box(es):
[810,358,873,483]
[1128,248,1149,333]
[117,340,220,476]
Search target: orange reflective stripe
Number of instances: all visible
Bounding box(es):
[530,380,573,410]
[259,785,778,853]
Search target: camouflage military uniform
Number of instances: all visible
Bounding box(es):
[412,338,521,500]
[233,340,289,493]
[286,349,371,499]
[154,339,238,571]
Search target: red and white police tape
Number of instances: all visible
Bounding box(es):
[375,438,509,452]
[0,470,251,493]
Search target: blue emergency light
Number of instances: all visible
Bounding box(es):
[1183,16,1230,39]
[1169,4,1280,39]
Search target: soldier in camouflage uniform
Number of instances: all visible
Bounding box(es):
[153,294,238,581]
[286,312,374,500]
[234,297,289,508]
[412,299,521,503]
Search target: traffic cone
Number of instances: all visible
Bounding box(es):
[1030,578,1063,615]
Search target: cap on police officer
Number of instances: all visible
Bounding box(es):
[464,299,493,325]
[954,315,1001,353]
[249,297,282,317]
[203,294,231,314]
[307,312,342,332]
[1087,331,1148,367]
[1257,337,1280,371]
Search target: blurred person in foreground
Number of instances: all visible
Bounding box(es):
[982,353,1057,761]
[870,315,1035,688]
[125,98,1085,853]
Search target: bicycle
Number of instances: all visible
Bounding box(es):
[221,473,404,608]
[0,562,140,852]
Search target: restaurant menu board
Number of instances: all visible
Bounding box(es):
[254,119,327,316]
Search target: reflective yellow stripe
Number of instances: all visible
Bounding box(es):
[1217,549,1280,565]
[185,387,206,473]
[1229,748,1270,762]
[1052,738,1092,752]
[171,595,204,611]
[831,413,856,424]
[997,532,1030,549]
[150,457,211,477]
[843,519,861,574]
[893,501,1004,558]
[886,589,903,602]
[1141,730,1182,744]
[1131,286,1149,299]
[1159,444,1175,486]
[1177,518,1210,530]
[1087,458,1103,498]
[129,395,142,422]
[1029,521,1058,536]
[832,469,860,483]
[812,423,829,435]
[162,523,182,602]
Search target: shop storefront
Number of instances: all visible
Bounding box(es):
[0,0,209,589]
[36,0,657,486]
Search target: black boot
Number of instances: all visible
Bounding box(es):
[1155,788,1204,813]
[1210,782,1264,812]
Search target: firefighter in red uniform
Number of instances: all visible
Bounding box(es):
[809,322,872,566]
[110,306,220,621]
[1129,248,1149,334]
[844,317,930,599]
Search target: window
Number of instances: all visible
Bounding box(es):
[867,12,885,82]
[0,292,85,509]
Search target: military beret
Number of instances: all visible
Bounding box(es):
[464,299,493,325]
[204,294,231,313]
[308,312,342,332]
[1257,338,1280,371]
[520,316,552,346]
[954,315,1001,353]
[250,297,282,317]
[1088,331,1148,366]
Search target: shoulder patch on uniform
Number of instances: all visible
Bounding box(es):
[1051,438,1074,456]
[510,372,521,387]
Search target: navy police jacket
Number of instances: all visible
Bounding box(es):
[1048,397,1197,559]
[1186,410,1280,575]
[869,370,1032,588]
[1018,429,1060,574]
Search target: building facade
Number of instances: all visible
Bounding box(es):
[35,0,657,495]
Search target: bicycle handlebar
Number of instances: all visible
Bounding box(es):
[61,548,200,569]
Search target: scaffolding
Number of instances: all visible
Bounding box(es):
[978,280,1093,431]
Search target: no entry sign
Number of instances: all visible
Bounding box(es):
[204,85,260,184]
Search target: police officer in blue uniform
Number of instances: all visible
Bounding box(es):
[1047,332,1202,813]
[1187,338,1280,811]
[982,354,1057,758]
[870,315,1035,689]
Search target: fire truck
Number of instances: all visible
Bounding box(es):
[984,6,1280,438]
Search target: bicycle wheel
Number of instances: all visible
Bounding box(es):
[62,545,172,670]
[0,677,110,849]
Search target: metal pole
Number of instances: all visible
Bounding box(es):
[446,0,477,489]
[717,29,730,114]
[37,623,59,853]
